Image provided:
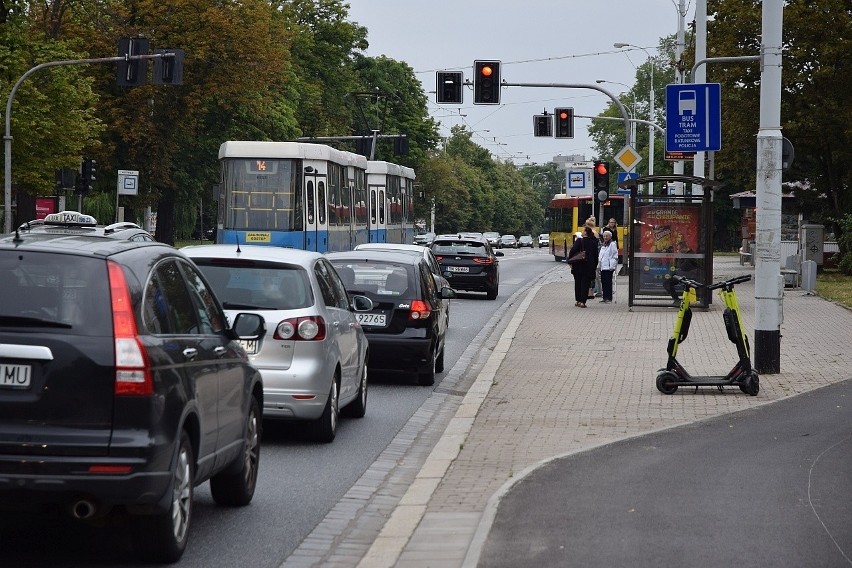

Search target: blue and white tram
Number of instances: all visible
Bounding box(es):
[366,160,416,245]
[215,141,416,252]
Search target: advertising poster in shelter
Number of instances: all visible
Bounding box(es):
[635,202,704,295]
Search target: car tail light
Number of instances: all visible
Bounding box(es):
[409,300,432,320]
[108,261,152,396]
[473,257,494,265]
[274,316,326,341]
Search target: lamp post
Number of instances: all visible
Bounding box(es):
[596,80,637,152]
[614,43,655,194]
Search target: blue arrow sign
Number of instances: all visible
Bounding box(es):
[665,83,722,152]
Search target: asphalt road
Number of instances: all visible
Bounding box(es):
[0,248,556,567]
[480,377,852,568]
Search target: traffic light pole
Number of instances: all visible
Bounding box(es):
[477,82,634,147]
[3,52,175,232]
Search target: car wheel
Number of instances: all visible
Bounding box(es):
[313,377,339,443]
[418,347,436,386]
[342,363,368,419]
[486,285,498,300]
[210,396,261,506]
[133,430,194,563]
[435,345,445,374]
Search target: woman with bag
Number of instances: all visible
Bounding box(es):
[597,230,618,303]
[569,227,599,308]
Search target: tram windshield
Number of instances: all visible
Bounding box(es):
[221,158,302,231]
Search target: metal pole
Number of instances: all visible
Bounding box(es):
[673,0,687,195]
[3,53,172,232]
[754,0,784,374]
[692,0,708,195]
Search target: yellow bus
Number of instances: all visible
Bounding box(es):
[547,194,628,261]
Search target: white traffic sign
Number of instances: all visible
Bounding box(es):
[117,169,139,196]
[565,167,592,197]
[614,145,642,172]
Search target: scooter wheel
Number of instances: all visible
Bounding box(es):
[741,372,759,396]
[656,371,678,395]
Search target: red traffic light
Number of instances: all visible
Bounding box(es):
[480,65,493,77]
[559,111,569,120]
[595,162,608,176]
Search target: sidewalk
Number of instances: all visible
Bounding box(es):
[283,256,852,567]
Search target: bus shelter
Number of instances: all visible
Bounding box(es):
[618,175,723,308]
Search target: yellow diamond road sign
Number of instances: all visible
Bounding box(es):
[614,145,642,172]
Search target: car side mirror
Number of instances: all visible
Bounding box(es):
[351,294,374,312]
[232,312,265,339]
[495,251,504,257]
[441,287,457,299]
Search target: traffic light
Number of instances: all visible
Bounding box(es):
[152,49,185,85]
[117,37,150,87]
[436,71,463,104]
[554,107,574,139]
[593,161,610,202]
[81,158,97,192]
[473,60,501,105]
[533,114,552,137]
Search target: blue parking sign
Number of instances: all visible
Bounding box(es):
[665,84,721,152]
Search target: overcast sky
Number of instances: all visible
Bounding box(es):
[346,0,691,166]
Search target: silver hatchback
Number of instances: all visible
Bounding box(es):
[182,245,372,443]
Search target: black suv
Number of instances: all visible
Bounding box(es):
[0,225,265,563]
[430,234,503,300]
[327,250,455,386]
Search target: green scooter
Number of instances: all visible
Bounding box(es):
[656,274,759,396]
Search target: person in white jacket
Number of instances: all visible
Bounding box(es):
[597,230,619,303]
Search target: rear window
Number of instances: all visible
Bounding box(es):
[0,251,112,335]
[431,240,487,255]
[193,261,313,310]
[329,260,414,298]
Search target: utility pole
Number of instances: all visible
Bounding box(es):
[692,0,708,195]
[754,0,784,373]
[672,0,688,194]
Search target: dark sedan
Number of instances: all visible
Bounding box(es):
[430,234,503,300]
[327,250,455,386]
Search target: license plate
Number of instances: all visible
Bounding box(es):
[0,364,32,389]
[357,313,387,326]
[446,266,469,273]
[239,340,258,355]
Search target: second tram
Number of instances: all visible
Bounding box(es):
[547,193,629,261]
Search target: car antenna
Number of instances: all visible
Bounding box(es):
[13,226,23,243]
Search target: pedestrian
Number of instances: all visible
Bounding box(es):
[598,230,618,303]
[570,227,599,308]
[585,217,601,297]
[603,218,619,249]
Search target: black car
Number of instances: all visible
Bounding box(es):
[327,250,455,386]
[430,234,503,300]
[17,210,156,241]
[0,225,265,563]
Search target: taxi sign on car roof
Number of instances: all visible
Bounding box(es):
[43,211,97,226]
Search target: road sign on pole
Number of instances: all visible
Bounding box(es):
[665,83,722,152]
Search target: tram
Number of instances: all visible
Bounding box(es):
[215,141,415,251]
[547,193,628,261]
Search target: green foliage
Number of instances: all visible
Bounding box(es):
[836,213,852,275]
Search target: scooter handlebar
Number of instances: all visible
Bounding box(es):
[672,274,752,291]
[706,274,752,290]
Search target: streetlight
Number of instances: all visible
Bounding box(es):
[596,80,637,153]
[614,43,656,193]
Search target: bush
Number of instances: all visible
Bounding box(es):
[837,213,852,275]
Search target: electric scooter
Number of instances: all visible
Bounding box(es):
[656,274,759,396]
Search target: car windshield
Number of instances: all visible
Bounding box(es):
[194,262,313,310]
[432,240,487,255]
[330,260,414,297]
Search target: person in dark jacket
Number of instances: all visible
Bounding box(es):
[570,226,599,308]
